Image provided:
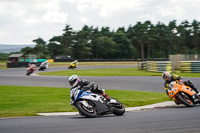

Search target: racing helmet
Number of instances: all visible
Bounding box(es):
[69,75,79,87]
[162,72,171,81]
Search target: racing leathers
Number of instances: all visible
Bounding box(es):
[70,79,111,101]
[164,74,199,95]
[28,63,36,71]
[164,74,182,96]
[40,61,49,68]
[164,74,200,104]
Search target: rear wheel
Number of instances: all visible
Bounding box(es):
[76,101,97,118]
[176,93,194,107]
[39,67,44,71]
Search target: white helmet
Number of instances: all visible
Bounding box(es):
[69,75,79,87]
[162,72,171,81]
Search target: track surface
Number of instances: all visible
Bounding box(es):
[1,107,200,133]
[1,65,200,133]
[1,66,200,92]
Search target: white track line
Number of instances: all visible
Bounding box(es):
[37,101,176,116]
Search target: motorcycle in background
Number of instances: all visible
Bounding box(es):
[26,63,37,76]
[39,61,49,71]
[70,88,125,118]
[167,81,200,107]
[68,63,77,69]
[68,60,78,69]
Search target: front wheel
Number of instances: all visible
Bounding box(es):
[39,67,44,71]
[68,66,72,69]
[110,100,125,116]
[176,93,194,107]
[76,101,97,118]
[26,71,32,76]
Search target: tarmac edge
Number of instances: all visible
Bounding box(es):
[37,101,176,116]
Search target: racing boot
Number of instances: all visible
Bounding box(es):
[193,87,200,96]
[191,86,200,98]
[186,80,200,96]
[192,94,200,104]
[101,92,111,102]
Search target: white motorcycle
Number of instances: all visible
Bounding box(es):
[70,87,125,118]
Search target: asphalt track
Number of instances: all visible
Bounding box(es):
[1,107,200,133]
[1,65,200,92]
[1,65,200,133]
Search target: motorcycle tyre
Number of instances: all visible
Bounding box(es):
[68,66,76,69]
[176,93,194,107]
[111,100,125,116]
[39,67,45,71]
[26,71,32,76]
[76,101,97,118]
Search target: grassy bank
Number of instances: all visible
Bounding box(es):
[38,67,200,77]
[0,61,7,69]
[0,61,137,69]
[39,67,162,76]
[49,61,138,67]
[0,85,168,117]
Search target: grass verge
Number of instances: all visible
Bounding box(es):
[0,61,137,69]
[49,61,138,67]
[38,67,200,77]
[0,61,7,69]
[38,67,162,76]
[0,85,168,117]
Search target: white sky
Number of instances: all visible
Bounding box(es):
[1,0,200,44]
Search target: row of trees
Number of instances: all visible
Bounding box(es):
[21,20,200,59]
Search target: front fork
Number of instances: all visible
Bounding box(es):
[174,93,197,104]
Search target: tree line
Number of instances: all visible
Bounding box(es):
[21,20,200,60]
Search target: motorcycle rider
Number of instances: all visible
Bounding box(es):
[162,72,200,103]
[68,75,111,102]
[72,60,78,66]
[40,60,49,69]
[28,62,37,70]
[26,62,37,75]
[71,60,78,67]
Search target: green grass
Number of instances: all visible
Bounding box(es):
[171,71,200,77]
[49,61,137,67]
[0,61,6,69]
[38,67,200,77]
[0,85,168,117]
[38,67,162,76]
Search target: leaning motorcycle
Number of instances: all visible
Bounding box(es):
[39,64,46,71]
[167,81,200,107]
[26,64,36,76]
[68,62,77,69]
[70,88,125,118]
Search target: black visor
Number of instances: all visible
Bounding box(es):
[69,79,76,86]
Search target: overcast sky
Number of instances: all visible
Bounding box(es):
[1,0,200,45]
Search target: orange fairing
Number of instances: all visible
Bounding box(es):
[168,82,196,98]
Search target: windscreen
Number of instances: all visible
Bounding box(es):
[168,81,176,91]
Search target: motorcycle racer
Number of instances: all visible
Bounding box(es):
[28,62,37,71]
[40,61,49,68]
[68,60,78,69]
[162,72,200,103]
[68,75,111,102]
[71,60,78,67]
[26,62,37,76]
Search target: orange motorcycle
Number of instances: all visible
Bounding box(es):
[167,81,200,107]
